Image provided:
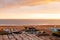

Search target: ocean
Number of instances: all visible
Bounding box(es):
[0,19,60,25]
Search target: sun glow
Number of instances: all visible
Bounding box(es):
[20,13,60,19]
[0,13,60,19]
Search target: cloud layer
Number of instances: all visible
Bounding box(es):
[1,2,60,13]
[0,0,60,19]
[0,0,53,8]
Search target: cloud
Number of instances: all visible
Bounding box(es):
[0,0,60,13]
[0,1,60,19]
[0,2,60,13]
[0,0,51,8]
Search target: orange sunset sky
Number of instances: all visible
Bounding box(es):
[0,0,60,19]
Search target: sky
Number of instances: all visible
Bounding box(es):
[0,0,60,19]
